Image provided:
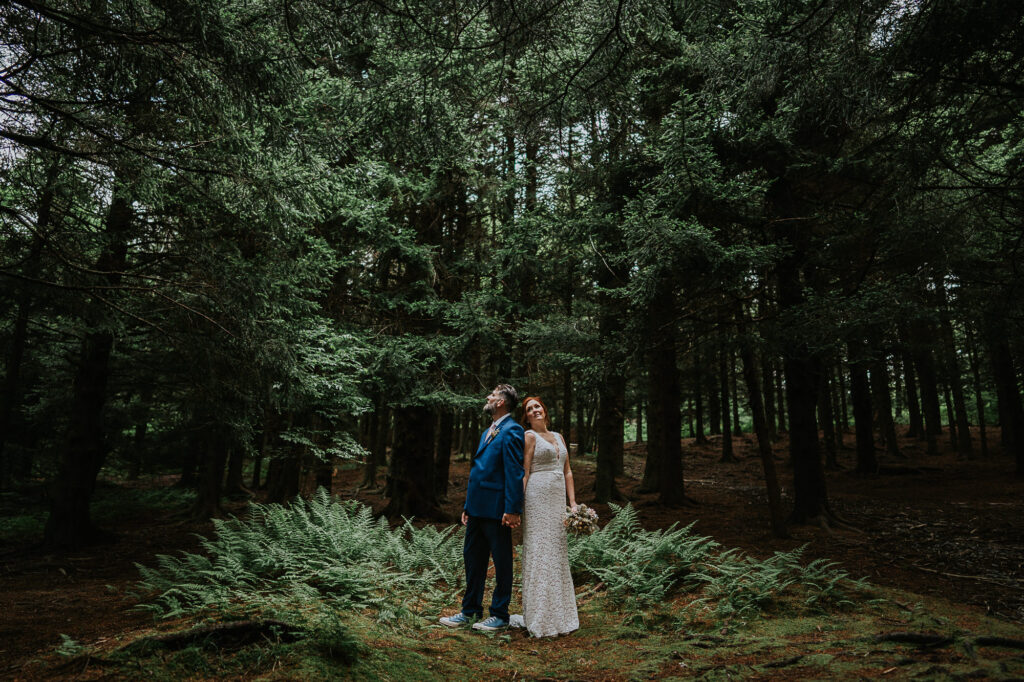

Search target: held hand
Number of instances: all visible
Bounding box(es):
[501,513,521,529]
[461,510,469,526]
[571,504,578,513]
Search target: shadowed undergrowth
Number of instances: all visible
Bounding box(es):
[51,491,1023,680]
[134,490,866,624]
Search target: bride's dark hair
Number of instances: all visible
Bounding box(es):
[520,396,550,428]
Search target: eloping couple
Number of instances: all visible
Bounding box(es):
[439,384,579,638]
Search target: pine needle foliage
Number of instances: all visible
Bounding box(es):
[135,489,464,620]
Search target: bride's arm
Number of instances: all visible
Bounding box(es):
[523,431,535,494]
[559,433,577,510]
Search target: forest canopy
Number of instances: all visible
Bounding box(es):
[1,0,1023,548]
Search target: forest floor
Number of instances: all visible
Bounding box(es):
[2,428,1023,680]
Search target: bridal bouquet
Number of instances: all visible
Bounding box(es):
[564,504,599,536]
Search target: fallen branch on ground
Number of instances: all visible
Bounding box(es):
[911,564,1024,588]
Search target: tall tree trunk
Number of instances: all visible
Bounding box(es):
[595,375,626,503]
[576,388,588,455]
[772,179,829,525]
[459,411,473,458]
[720,346,736,463]
[910,320,943,453]
[893,353,904,424]
[763,357,777,442]
[847,339,877,474]
[686,396,694,438]
[737,315,787,537]
[966,326,989,457]
[836,361,848,435]
[252,407,273,489]
[224,442,248,499]
[937,288,973,458]
[434,408,454,501]
[869,347,901,459]
[360,407,379,488]
[191,428,228,519]
[818,365,838,470]
[988,336,1024,475]
[694,353,707,444]
[44,192,131,549]
[384,405,443,518]
[943,383,958,451]
[831,363,845,448]
[775,364,787,433]
[177,428,200,489]
[128,408,148,481]
[562,368,573,441]
[900,338,924,438]
[312,414,333,494]
[643,284,682,503]
[635,399,644,444]
[731,354,742,434]
[707,351,722,436]
[314,457,334,493]
[267,412,301,503]
[266,451,301,503]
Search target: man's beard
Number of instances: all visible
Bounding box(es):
[483,402,495,415]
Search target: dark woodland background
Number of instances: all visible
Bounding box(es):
[1,0,1023,556]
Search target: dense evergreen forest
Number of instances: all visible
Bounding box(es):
[2,0,1023,553]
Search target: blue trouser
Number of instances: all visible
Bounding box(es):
[461,515,512,622]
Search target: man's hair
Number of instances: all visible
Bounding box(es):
[494,383,518,411]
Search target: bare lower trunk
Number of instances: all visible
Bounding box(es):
[818,366,838,469]
[595,375,625,503]
[192,435,228,519]
[44,332,116,547]
[646,285,683,505]
[434,409,454,500]
[900,335,924,438]
[719,347,737,463]
[870,349,901,459]
[384,406,443,519]
[989,337,1023,475]
[847,340,877,475]
[44,192,131,549]
[737,314,787,538]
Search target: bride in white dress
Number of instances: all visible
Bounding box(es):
[518,396,579,637]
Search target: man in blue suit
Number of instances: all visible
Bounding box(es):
[440,384,525,631]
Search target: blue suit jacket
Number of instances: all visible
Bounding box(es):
[464,417,525,519]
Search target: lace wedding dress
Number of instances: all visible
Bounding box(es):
[517,430,579,637]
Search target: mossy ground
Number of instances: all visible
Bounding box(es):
[35,584,1024,681]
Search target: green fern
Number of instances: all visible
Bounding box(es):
[135,489,464,621]
[570,505,870,621]
[135,495,870,628]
